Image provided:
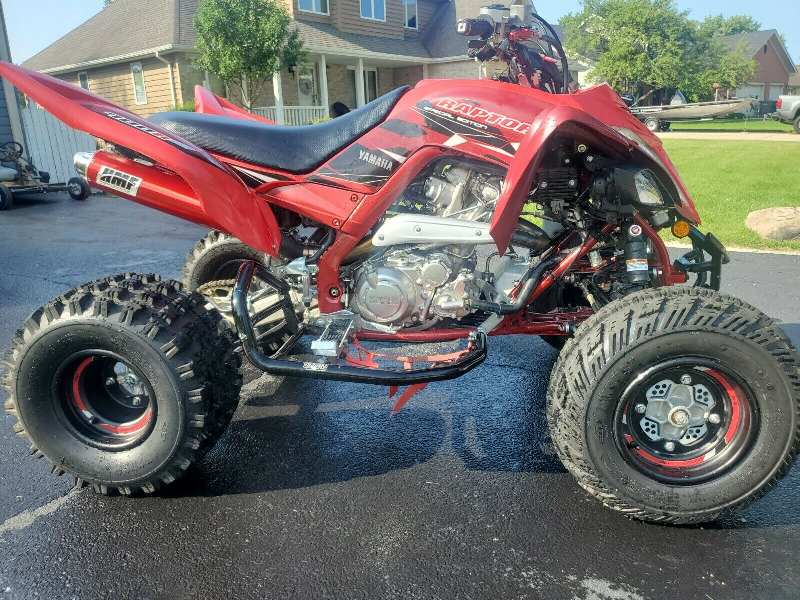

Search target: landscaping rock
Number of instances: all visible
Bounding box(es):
[745,207,800,241]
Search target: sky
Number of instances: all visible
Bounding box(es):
[3,0,799,65]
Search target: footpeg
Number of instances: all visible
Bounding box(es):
[311,312,359,357]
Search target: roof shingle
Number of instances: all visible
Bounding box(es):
[23,0,448,72]
[720,29,795,75]
[23,0,182,72]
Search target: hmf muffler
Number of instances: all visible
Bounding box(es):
[74,151,215,228]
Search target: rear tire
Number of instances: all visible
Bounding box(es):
[67,177,91,201]
[182,231,270,290]
[0,183,13,211]
[547,287,800,524]
[2,274,242,495]
[182,231,296,355]
[793,115,800,135]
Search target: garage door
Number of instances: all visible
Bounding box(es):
[768,84,785,100]
[736,84,765,99]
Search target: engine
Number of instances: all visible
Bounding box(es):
[348,159,527,330]
[352,249,482,329]
[422,164,504,221]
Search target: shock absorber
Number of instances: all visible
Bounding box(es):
[624,220,650,288]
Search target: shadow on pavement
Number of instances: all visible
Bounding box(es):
[779,323,800,347]
[163,373,447,497]
[164,344,566,497]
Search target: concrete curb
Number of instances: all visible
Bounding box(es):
[666,243,800,256]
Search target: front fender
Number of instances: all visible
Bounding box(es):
[491,102,701,255]
[0,62,281,255]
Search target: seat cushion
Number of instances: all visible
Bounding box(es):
[149,87,409,174]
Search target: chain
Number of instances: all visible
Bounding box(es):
[195,279,237,297]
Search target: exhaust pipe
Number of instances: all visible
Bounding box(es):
[73,150,212,226]
[73,152,93,178]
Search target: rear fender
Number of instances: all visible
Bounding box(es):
[194,85,277,124]
[0,62,281,255]
[491,104,700,256]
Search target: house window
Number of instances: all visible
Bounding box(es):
[298,0,328,15]
[403,0,417,28]
[78,72,89,90]
[360,0,385,21]
[130,62,148,105]
[347,66,378,106]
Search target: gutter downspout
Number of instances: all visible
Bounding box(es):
[155,51,177,107]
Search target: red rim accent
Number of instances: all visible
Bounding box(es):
[634,449,706,468]
[97,408,152,434]
[71,356,94,412]
[706,369,742,444]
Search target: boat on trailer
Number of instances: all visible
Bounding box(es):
[631,97,756,131]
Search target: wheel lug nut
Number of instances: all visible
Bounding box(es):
[635,404,647,414]
[664,441,676,452]
[105,377,116,386]
[708,413,721,424]
[680,375,692,385]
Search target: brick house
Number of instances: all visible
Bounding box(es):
[722,30,795,101]
[22,0,587,124]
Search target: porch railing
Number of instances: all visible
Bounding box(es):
[252,106,327,125]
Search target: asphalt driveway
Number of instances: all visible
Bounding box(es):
[0,193,798,600]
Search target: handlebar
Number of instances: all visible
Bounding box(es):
[455,9,571,95]
[456,18,495,40]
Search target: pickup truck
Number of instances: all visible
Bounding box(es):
[775,96,800,133]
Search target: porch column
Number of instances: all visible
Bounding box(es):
[273,70,285,125]
[319,54,330,118]
[355,58,366,108]
[422,63,429,79]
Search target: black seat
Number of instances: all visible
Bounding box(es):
[149,87,409,174]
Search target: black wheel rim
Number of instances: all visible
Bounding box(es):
[53,351,156,449]
[614,357,759,485]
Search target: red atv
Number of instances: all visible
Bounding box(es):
[2,5,797,524]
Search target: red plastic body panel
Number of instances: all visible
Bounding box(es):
[194,85,277,124]
[0,62,281,255]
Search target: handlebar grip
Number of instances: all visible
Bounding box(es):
[456,18,495,39]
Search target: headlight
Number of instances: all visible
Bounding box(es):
[613,166,669,207]
[633,169,664,206]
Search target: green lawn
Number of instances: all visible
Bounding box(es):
[669,118,794,133]
[660,139,800,251]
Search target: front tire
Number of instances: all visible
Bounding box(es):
[547,287,800,524]
[645,118,660,132]
[2,274,242,495]
[793,115,800,135]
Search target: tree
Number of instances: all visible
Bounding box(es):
[194,0,305,111]
[698,14,761,38]
[103,0,116,7]
[562,0,756,104]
